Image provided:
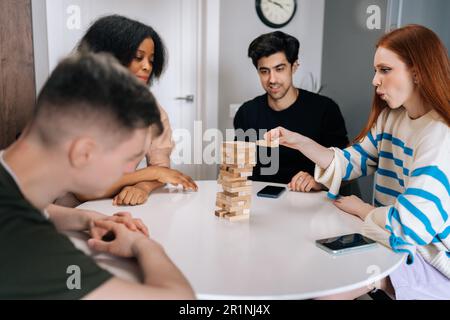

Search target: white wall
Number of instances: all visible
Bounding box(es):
[33,0,189,91]
[217,0,325,134]
[400,0,450,50]
[31,0,49,95]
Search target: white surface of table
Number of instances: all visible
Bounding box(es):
[73,180,404,300]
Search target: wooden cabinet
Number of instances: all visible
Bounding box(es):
[0,0,36,149]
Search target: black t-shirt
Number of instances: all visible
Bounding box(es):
[234,89,349,184]
[0,163,112,299]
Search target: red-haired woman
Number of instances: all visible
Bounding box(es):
[267,25,450,299]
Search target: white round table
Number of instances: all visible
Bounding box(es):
[72,180,404,300]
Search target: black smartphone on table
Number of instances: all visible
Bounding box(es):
[316,233,377,255]
[257,186,286,199]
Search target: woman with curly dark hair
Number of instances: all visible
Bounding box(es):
[74,15,198,206]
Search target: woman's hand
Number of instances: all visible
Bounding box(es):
[288,171,323,192]
[265,127,335,170]
[113,185,149,206]
[333,195,375,221]
[154,167,198,191]
[264,127,305,150]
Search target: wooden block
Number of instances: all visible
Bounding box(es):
[225,214,250,222]
[223,159,257,167]
[222,141,256,150]
[216,201,251,212]
[225,208,251,216]
[222,185,252,194]
[221,145,256,160]
[223,160,256,167]
[217,200,251,210]
[226,147,256,153]
[256,139,279,148]
[222,141,248,149]
[215,209,228,218]
[222,153,256,161]
[231,208,251,215]
[220,175,248,183]
[222,145,255,152]
[222,149,256,156]
[219,167,253,175]
[227,209,251,216]
[222,157,256,164]
[216,196,252,207]
[219,170,253,181]
[219,169,240,178]
[219,169,252,179]
[216,196,251,206]
[220,176,248,183]
[217,192,252,203]
[219,171,247,182]
[223,163,256,169]
[222,145,256,152]
[221,157,256,165]
[216,196,250,207]
[240,171,253,177]
[221,180,252,188]
[220,165,254,174]
[221,189,252,197]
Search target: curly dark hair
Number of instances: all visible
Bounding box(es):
[78,15,167,86]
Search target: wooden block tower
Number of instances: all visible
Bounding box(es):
[215,141,256,222]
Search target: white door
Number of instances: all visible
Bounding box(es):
[43,0,201,178]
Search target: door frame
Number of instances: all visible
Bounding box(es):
[386,0,404,31]
[196,0,220,180]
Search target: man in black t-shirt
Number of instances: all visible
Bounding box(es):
[0,53,194,299]
[235,31,349,190]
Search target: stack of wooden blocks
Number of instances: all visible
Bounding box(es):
[215,141,256,222]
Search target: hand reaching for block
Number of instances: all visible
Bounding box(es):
[256,139,279,148]
[264,127,304,150]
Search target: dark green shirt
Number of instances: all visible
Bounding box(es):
[0,162,112,299]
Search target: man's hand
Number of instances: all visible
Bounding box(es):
[288,171,323,192]
[333,195,375,221]
[88,211,149,240]
[155,167,198,191]
[88,220,157,258]
[113,185,149,206]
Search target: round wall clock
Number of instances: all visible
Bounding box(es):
[256,0,297,29]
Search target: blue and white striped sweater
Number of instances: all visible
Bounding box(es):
[315,108,450,278]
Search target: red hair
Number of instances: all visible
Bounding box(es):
[355,24,450,142]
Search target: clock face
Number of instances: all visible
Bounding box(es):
[256,0,297,28]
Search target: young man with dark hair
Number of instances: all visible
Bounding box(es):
[235,31,350,192]
[0,52,194,299]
